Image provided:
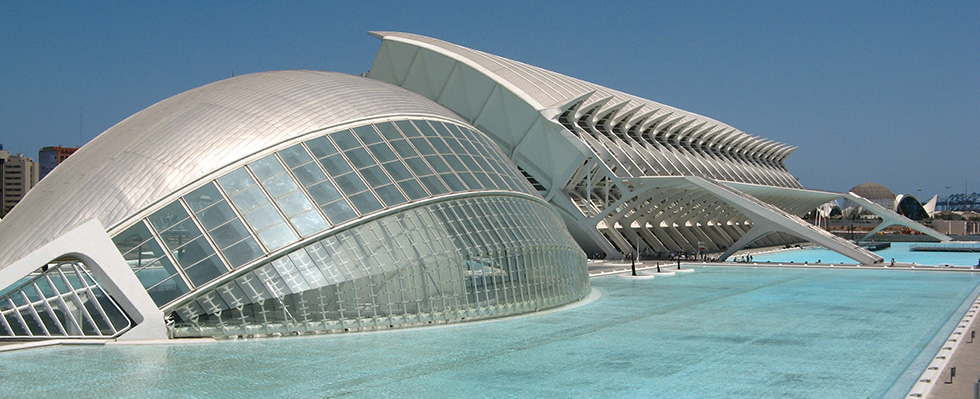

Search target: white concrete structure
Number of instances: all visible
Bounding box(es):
[367,32,946,263]
[0,71,590,341]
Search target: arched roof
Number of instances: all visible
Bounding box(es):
[0,71,466,268]
[369,31,797,163]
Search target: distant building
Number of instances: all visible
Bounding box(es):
[38,145,79,179]
[1,152,39,214]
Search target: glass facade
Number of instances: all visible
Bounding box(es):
[172,195,588,338]
[109,117,588,337]
[0,262,131,338]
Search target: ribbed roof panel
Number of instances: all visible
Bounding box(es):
[0,70,465,268]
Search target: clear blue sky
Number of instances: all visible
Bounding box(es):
[2,1,977,199]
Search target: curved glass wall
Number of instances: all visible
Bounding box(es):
[111,118,559,309]
[171,195,589,338]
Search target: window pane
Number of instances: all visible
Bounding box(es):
[243,204,285,231]
[209,219,252,249]
[389,139,417,158]
[291,162,327,186]
[353,125,382,144]
[348,191,383,214]
[146,275,189,306]
[419,176,448,195]
[333,172,368,193]
[196,202,237,231]
[319,154,353,176]
[345,147,375,169]
[409,138,434,155]
[374,184,406,207]
[262,173,300,198]
[424,155,450,173]
[249,155,286,180]
[147,201,190,233]
[229,186,268,213]
[367,142,398,163]
[257,223,297,251]
[382,160,414,181]
[216,168,255,195]
[398,180,428,200]
[278,191,315,216]
[306,180,342,205]
[183,255,226,286]
[376,122,402,140]
[360,165,391,187]
[331,129,360,150]
[404,157,432,176]
[290,211,328,236]
[305,136,338,158]
[440,173,466,191]
[395,120,419,137]
[223,238,264,268]
[321,200,357,223]
[184,183,223,213]
[278,144,313,168]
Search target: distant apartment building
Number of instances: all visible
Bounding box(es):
[39,145,79,179]
[1,151,39,215]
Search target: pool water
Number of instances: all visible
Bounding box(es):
[750,242,980,266]
[1,267,977,398]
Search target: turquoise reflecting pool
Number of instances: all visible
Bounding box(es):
[750,242,980,266]
[1,267,978,398]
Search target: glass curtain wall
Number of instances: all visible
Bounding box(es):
[171,195,589,338]
[112,118,549,309]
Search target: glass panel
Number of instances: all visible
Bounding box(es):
[184,184,223,213]
[146,274,188,306]
[404,157,432,176]
[425,155,450,173]
[249,155,286,180]
[410,138,434,155]
[262,173,300,198]
[292,162,327,186]
[257,223,298,251]
[196,201,237,230]
[183,255,226,286]
[360,166,391,187]
[376,122,402,140]
[352,125,383,145]
[394,120,419,137]
[331,129,360,150]
[321,200,357,223]
[216,168,255,195]
[243,204,285,231]
[398,180,428,200]
[375,184,406,207]
[333,172,368,193]
[382,160,414,181]
[367,142,398,163]
[278,144,313,168]
[389,139,417,158]
[306,180,342,205]
[147,201,190,233]
[209,219,252,248]
[229,186,269,213]
[320,154,353,176]
[419,176,448,195]
[223,238,264,268]
[278,191,316,216]
[305,136,338,158]
[440,173,466,192]
[345,148,375,169]
[290,210,328,236]
[348,191,383,214]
